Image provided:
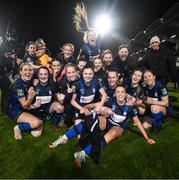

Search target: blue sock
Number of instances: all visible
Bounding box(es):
[18,122,31,131]
[51,113,62,125]
[100,137,107,150]
[66,123,83,139]
[83,139,107,155]
[83,144,92,155]
[152,112,163,127]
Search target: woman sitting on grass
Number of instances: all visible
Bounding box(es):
[142,69,170,132]
[49,86,155,168]
[8,63,43,140]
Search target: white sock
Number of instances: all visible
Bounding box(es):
[81,150,87,156]
[62,134,68,140]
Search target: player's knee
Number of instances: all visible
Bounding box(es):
[32,120,42,128]
[110,129,119,138]
[31,126,43,137]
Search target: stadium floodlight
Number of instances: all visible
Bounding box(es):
[170,35,176,39]
[95,14,112,35]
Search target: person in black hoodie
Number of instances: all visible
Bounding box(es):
[114,44,138,78]
[139,36,178,86]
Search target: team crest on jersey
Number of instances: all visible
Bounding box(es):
[17,89,24,96]
[80,88,85,94]
[123,111,127,116]
[92,88,95,94]
[133,108,138,115]
[112,104,116,111]
[49,90,52,95]
[72,85,76,92]
[161,88,167,95]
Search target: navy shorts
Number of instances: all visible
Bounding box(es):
[105,118,124,132]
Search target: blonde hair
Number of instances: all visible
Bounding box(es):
[101,49,113,59]
[35,38,46,49]
[64,63,77,73]
[61,43,75,53]
[83,29,97,44]
[20,63,32,71]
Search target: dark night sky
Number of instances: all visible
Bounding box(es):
[0,0,178,56]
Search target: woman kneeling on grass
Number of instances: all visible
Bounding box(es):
[8,63,43,140]
[49,86,155,168]
[142,69,170,132]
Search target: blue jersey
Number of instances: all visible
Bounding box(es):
[8,78,34,119]
[73,78,103,106]
[33,82,54,112]
[123,77,144,99]
[143,81,168,101]
[79,41,101,62]
[106,98,138,129]
[56,55,75,66]
[103,83,116,100]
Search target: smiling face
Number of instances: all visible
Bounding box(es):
[131,70,143,85]
[103,53,113,66]
[27,44,36,56]
[63,45,74,59]
[82,68,94,84]
[143,71,155,86]
[20,64,33,82]
[118,47,129,61]
[38,68,49,84]
[115,86,126,103]
[66,66,77,82]
[108,71,118,89]
[93,58,102,71]
[51,60,61,73]
[151,41,160,51]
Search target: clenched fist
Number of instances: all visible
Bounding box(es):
[28,87,35,98]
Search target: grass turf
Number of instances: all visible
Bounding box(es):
[0,90,179,179]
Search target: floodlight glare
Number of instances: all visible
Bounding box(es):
[95,14,112,35]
